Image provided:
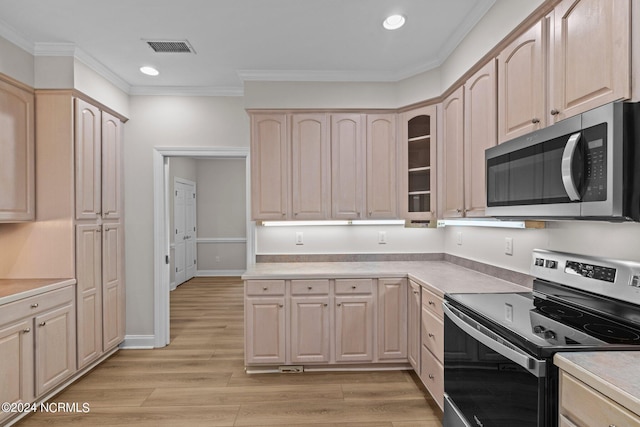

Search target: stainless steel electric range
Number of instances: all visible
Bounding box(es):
[442,249,640,427]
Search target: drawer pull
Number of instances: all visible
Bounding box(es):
[263,287,268,291]
[428,374,435,380]
[39,322,46,327]
[23,328,31,334]
[278,304,283,308]
[550,109,560,116]
[428,333,435,338]
[323,303,328,307]
[428,301,435,306]
[31,303,39,309]
[413,291,419,295]
[308,286,313,290]
[337,303,342,307]
[351,285,357,289]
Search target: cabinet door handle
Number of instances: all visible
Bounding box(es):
[308,286,313,290]
[550,109,560,116]
[30,303,39,309]
[428,374,435,380]
[428,301,435,306]
[337,303,342,307]
[531,118,540,124]
[278,304,283,308]
[428,333,435,338]
[39,322,46,327]
[413,291,419,295]
[263,287,268,291]
[323,303,328,307]
[23,328,31,334]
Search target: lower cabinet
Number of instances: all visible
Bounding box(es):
[244,277,405,367]
[559,370,640,427]
[407,280,421,371]
[0,285,76,425]
[419,286,445,410]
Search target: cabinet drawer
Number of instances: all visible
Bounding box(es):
[421,287,443,319]
[335,279,373,294]
[421,305,444,361]
[420,344,444,411]
[0,286,75,324]
[291,280,330,295]
[559,371,640,427]
[245,280,285,296]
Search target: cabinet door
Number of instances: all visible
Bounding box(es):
[245,297,286,364]
[35,302,76,396]
[250,114,289,220]
[103,222,125,351]
[0,318,34,421]
[441,87,465,218]
[291,114,330,219]
[377,278,407,360]
[335,295,374,362]
[101,111,122,220]
[464,60,497,218]
[399,106,437,221]
[75,99,102,220]
[366,114,397,218]
[290,296,330,363]
[0,79,35,222]
[497,20,545,143]
[551,0,631,122]
[331,114,365,219]
[76,224,103,368]
[407,281,421,372]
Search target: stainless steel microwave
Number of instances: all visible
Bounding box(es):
[485,101,640,221]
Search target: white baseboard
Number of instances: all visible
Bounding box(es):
[121,334,156,349]
[197,269,245,277]
[170,281,177,291]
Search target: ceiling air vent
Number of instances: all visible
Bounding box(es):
[145,40,195,54]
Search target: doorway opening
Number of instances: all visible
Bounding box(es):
[153,147,252,348]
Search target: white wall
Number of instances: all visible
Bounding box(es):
[0,36,34,86]
[124,95,249,335]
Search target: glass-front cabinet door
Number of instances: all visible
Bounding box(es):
[399,105,437,221]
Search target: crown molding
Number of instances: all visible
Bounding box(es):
[0,18,34,53]
[129,85,244,96]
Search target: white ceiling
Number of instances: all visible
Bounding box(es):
[0,0,496,95]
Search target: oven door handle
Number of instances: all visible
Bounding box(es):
[443,302,546,377]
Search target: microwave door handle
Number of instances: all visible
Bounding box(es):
[561,132,582,201]
[443,303,546,377]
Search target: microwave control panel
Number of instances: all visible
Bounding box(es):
[582,123,607,202]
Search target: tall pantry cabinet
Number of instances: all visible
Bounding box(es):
[37,92,126,369]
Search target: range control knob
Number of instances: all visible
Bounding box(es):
[544,330,557,341]
[533,325,546,334]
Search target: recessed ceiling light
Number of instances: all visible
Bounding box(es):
[140,66,159,76]
[383,14,406,30]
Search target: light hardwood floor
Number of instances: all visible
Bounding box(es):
[17,277,443,426]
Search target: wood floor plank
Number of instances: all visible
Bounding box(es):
[15,277,442,427]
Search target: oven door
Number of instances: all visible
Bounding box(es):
[443,303,550,427]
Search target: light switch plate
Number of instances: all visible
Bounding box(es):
[505,237,513,255]
[295,232,304,245]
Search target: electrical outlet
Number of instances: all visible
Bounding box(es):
[505,237,513,255]
[456,232,462,246]
[295,232,304,245]
[378,231,387,244]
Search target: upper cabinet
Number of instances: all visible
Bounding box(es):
[464,61,497,218]
[366,114,397,219]
[550,0,631,123]
[0,77,35,222]
[291,113,330,220]
[399,106,437,221]
[497,20,545,143]
[441,87,465,218]
[331,114,365,220]
[250,114,289,220]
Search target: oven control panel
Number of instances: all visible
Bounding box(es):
[565,260,616,282]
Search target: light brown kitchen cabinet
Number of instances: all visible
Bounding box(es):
[0,285,76,425]
[244,280,286,365]
[250,114,289,220]
[407,280,421,372]
[290,280,330,364]
[464,60,497,217]
[559,370,640,427]
[497,20,545,143]
[0,77,35,222]
[331,114,365,219]
[550,0,631,123]
[441,87,465,218]
[74,97,125,367]
[335,296,374,362]
[419,286,444,410]
[366,114,397,219]
[291,114,330,219]
[399,106,437,221]
[377,278,407,360]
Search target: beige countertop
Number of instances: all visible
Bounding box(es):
[554,352,640,416]
[0,278,76,305]
[242,261,531,296]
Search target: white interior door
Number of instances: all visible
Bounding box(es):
[174,178,197,287]
[184,183,197,281]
